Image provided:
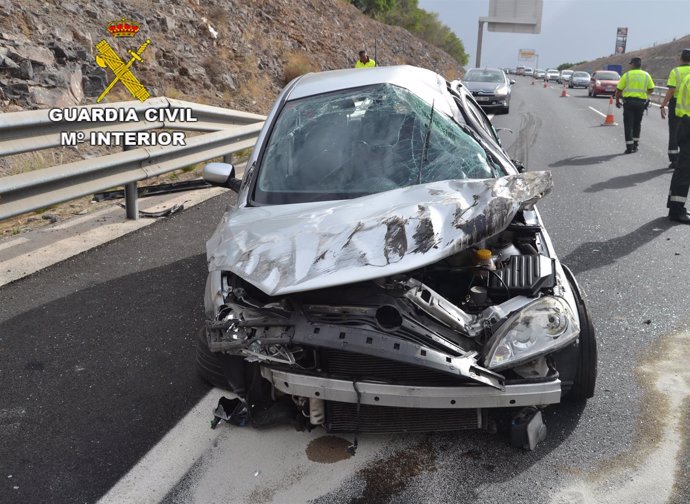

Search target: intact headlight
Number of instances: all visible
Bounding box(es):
[495,87,508,96]
[484,297,579,371]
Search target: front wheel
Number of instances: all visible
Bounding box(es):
[562,265,598,401]
[196,326,234,390]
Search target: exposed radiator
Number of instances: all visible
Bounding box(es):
[326,402,482,433]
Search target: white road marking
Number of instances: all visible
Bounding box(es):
[97,389,394,504]
[588,106,607,118]
[174,422,392,504]
[587,105,618,126]
[0,187,226,287]
[97,390,224,504]
[0,237,29,252]
[551,330,690,504]
[50,207,116,230]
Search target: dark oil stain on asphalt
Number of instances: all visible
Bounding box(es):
[306,435,353,464]
[349,439,437,504]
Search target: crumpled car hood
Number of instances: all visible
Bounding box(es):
[207,172,552,296]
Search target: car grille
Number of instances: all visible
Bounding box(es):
[320,348,471,386]
[326,401,482,433]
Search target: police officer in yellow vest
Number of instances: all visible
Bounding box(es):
[355,50,376,68]
[615,57,654,154]
[667,73,690,223]
[660,49,690,169]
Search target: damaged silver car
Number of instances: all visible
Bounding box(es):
[199,66,597,450]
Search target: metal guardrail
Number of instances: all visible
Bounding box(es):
[650,84,669,104]
[0,97,266,221]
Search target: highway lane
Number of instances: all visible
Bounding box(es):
[0,199,232,504]
[1,78,689,504]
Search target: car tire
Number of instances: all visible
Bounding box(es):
[562,265,598,401]
[196,326,232,389]
[502,106,510,114]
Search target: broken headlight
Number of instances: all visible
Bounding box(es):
[484,297,579,371]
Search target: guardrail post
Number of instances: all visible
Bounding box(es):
[123,144,138,220]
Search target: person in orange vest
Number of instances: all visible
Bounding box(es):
[660,49,690,169]
[355,50,376,69]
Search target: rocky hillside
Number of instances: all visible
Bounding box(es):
[572,34,690,84]
[0,0,463,115]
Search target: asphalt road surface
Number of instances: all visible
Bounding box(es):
[1,78,689,504]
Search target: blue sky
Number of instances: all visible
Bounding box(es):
[418,0,690,69]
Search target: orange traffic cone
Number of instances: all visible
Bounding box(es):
[543,80,547,88]
[603,96,615,125]
[560,84,567,97]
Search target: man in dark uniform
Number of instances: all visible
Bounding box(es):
[667,73,690,223]
[615,57,654,153]
[660,49,690,169]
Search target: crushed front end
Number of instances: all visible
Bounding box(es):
[203,201,584,444]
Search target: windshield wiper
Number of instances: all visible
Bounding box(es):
[418,100,435,184]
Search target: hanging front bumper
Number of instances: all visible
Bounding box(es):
[261,367,562,409]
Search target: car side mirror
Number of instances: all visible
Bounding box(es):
[203,162,242,193]
[510,80,515,86]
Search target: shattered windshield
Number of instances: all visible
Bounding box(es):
[253,83,496,204]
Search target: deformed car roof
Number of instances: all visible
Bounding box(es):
[286,65,456,117]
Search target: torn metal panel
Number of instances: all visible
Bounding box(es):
[207,171,552,296]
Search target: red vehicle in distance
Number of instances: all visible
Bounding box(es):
[588,70,620,97]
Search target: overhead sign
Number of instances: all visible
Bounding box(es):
[615,27,628,54]
[483,0,543,34]
[519,49,536,60]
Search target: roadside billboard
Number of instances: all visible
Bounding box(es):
[615,27,628,54]
[518,49,536,60]
[485,0,543,34]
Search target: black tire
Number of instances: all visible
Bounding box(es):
[562,265,597,400]
[196,326,232,389]
[502,106,510,114]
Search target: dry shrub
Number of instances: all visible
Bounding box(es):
[283,52,317,84]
